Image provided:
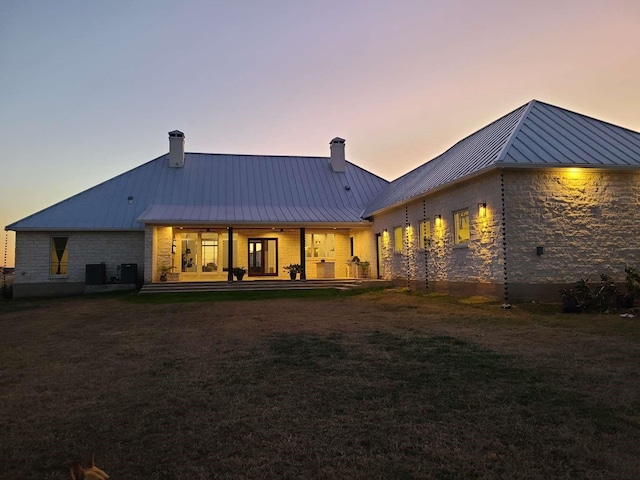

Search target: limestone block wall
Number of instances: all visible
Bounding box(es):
[152,226,174,281]
[348,227,377,278]
[144,225,154,283]
[504,169,640,285]
[14,231,144,296]
[372,171,504,289]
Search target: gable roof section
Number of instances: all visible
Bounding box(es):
[7,154,389,231]
[363,100,640,216]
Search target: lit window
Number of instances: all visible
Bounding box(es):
[393,226,403,253]
[419,219,431,249]
[50,237,69,276]
[305,233,335,258]
[453,209,470,244]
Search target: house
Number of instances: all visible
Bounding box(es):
[6,100,640,301]
[6,134,388,297]
[365,100,640,300]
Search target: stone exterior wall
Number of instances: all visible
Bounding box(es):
[371,168,640,301]
[13,231,144,297]
[372,171,505,295]
[504,169,640,299]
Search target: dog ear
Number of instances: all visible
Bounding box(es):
[84,470,110,480]
[70,461,84,480]
[85,454,109,480]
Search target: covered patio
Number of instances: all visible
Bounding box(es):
[146,224,376,284]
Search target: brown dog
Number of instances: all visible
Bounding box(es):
[70,455,109,480]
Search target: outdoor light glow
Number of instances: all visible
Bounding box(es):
[478,203,487,218]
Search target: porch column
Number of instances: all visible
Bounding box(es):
[227,226,234,282]
[299,227,306,281]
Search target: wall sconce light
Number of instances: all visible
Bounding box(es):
[478,203,486,218]
[536,246,544,256]
[127,195,134,205]
[172,239,176,254]
[383,228,388,233]
[435,215,442,225]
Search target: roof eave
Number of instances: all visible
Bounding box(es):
[364,165,500,217]
[7,227,145,232]
[142,220,373,229]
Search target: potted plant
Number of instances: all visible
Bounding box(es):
[359,261,370,278]
[232,266,247,281]
[623,266,640,308]
[283,263,303,280]
[159,264,175,282]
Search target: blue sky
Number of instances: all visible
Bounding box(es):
[2,0,639,267]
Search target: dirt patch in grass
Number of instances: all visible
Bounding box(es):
[1,290,639,479]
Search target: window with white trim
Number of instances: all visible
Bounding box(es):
[305,233,335,258]
[453,209,470,245]
[419,219,431,249]
[393,226,403,253]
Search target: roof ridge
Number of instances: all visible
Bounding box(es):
[532,101,640,136]
[494,100,537,163]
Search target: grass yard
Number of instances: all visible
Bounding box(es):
[1,289,639,479]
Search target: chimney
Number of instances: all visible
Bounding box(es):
[168,130,185,168]
[330,137,346,172]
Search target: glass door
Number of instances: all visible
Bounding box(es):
[181,234,198,275]
[248,239,278,276]
[201,233,219,275]
[178,231,221,278]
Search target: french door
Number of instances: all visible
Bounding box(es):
[179,232,220,277]
[248,239,278,276]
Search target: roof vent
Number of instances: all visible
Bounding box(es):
[168,130,185,168]
[330,137,346,173]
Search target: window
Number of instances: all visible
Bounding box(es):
[419,219,431,249]
[50,236,69,276]
[393,226,403,253]
[305,233,335,258]
[201,233,219,272]
[453,209,470,244]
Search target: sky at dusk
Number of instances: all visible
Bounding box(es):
[2,0,639,267]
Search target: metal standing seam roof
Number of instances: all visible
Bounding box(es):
[363,100,640,217]
[7,154,389,231]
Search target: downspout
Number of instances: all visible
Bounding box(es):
[423,198,429,293]
[500,169,509,304]
[405,204,411,290]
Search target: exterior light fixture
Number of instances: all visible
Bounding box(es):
[127,195,134,205]
[478,203,487,218]
[435,215,442,225]
[172,239,176,254]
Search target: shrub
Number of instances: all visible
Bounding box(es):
[560,274,618,313]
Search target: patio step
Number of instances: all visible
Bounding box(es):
[138,279,388,294]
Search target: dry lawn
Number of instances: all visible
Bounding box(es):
[1,289,639,479]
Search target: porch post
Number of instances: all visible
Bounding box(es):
[227,226,234,282]
[299,227,306,281]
